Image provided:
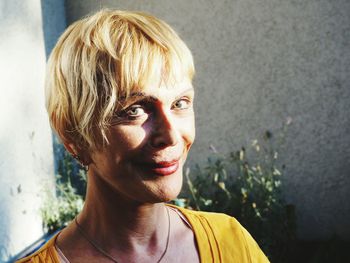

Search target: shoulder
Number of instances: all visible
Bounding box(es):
[16,233,61,263]
[172,205,270,262]
[175,206,247,237]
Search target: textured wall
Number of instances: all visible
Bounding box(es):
[65,0,350,240]
[0,0,54,261]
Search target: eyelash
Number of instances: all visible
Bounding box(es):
[125,105,146,118]
[114,97,192,122]
[172,98,191,110]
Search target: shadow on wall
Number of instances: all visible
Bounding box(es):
[40,0,67,58]
[40,0,68,175]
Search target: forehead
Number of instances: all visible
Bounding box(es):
[144,78,193,94]
[121,78,193,102]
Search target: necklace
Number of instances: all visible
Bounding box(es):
[74,206,171,263]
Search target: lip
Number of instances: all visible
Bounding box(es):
[139,160,180,176]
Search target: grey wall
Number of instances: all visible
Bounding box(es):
[0,0,55,261]
[65,0,350,240]
[41,0,67,57]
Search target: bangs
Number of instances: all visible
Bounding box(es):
[100,13,195,125]
[46,9,195,150]
[114,16,195,99]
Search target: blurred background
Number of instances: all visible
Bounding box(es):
[0,0,349,262]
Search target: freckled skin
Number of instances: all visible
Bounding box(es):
[88,80,195,203]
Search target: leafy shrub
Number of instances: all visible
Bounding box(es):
[42,126,296,262]
[41,149,86,233]
[179,128,296,262]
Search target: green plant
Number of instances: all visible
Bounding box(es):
[43,125,296,262]
[179,127,296,262]
[41,149,87,233]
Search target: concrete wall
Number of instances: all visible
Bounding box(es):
[0,0,55,261]
[66,0,350,239]
[65,0,350,240]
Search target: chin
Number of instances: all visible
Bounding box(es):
[145,173,184,203]
[159,187,182,203]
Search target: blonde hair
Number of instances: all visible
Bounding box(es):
[46,9,194,151]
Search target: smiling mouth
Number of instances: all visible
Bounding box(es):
[139,160,180,176]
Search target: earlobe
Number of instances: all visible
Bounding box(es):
[63,142,78,157]
[63,141,92,167]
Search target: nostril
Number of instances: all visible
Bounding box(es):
[150,125,178,149]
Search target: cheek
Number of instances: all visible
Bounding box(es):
[108,126,149,157]
[179,115,196,148]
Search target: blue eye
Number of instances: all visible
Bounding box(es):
[111,104,148,125]
[125,106,146,117]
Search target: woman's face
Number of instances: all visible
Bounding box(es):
[89,79,195,203]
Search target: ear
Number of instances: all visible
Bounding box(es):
[63,141,92,166]
[63,141,79,157]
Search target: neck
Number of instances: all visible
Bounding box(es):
[78,171,169,253]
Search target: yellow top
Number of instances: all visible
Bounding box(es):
[17,206,270,263]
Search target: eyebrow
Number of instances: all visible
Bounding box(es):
[118,93,158,106]
[119,87,194,102]
[174,87,195,99]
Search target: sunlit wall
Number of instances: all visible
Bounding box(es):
[0,0,54,261]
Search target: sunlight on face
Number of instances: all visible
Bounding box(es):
[89,79,195,203]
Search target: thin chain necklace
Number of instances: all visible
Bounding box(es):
[74,206,171,263]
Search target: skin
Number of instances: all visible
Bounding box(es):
[56,79,200,263]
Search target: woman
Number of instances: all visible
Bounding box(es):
[18,9,269,263]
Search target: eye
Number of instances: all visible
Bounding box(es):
[125,105,146,117]
[172,98,191,110]
[111,105,147,125]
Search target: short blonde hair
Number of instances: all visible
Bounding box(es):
[46,9,194,150]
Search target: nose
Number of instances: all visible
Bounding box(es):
[149,109,178,149]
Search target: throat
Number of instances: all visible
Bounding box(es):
[77,196,171,254]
